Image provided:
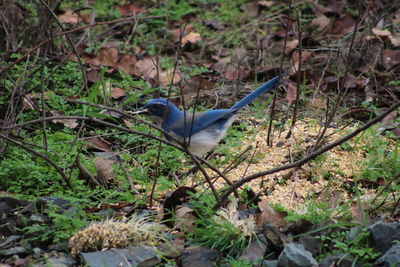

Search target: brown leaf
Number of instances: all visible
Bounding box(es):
[133,57,157,78]
[290,50,312,75]
[97,47,118,66]
[111,87,126,99]
[256,199,287,228]
[285,39,299,55]
[86,69,99,83]
[310,98,327,109]
[329,14,356,36]
[57,9,80,24]
[311,14,330,32]
[223,68,250,81]
[85,136,112,152]
[159,69,182,86]
[204,19,225,30]
[383,50,400,69]
[372,27,391,37]
[182,76,214,103]
[95,157,115,185]
[285,82,297,104]
[350,201,369,225]
[241,2,259,17]
[181,31,201,45]
[117,4,144,16]
[174,206,196,232]
[389,33,400,47]
[258,1,274,7]
[49,110,79,129]
[116,54,137,74]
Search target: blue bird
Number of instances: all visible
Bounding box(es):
[136,75,281,156]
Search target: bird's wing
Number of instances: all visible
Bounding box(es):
[170,109,238,137]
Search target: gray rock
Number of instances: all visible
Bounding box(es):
[319,253,360,267]
[277,243,318,267]
[375,243,400,267]
[32,247,41,259]
[0,235,21,249]
[346,226,362,242]
[263,223,290,250]
[29,214,48,224]
[48,241,70,252]
[47,254,77,267]
[263,259,278,267]
[239,237,268,262]
[81,246,160,267]
[0,246,27,256]
[368,221,400,253]
[298,235,321,255]
[181,246,219,267]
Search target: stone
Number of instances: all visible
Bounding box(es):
[81,246,160,267]
[374,243,400,267]
[180,246,218,267]
[368,221,400,253]
[0,235,21,249]
[0,246,27,256]
[263,223,290,251]
[319,253,360,267]
[298,235,321,255]
[346,226,362,242]
[47,254,77,267]
[277,243,318,267]
[263,259,278,267]
[32,247,41,259]
[239,237,268,262]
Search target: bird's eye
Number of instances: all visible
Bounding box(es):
[154,103,160,108]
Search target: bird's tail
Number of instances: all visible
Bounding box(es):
[230,74,282,110]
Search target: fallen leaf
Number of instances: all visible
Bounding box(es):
[284,39,299,55]
[350,201,369,225]
[111,87,126,99]
[258,1,274,7]
[95,157,115,185]
[159,69,182,86]
[372,27,391,37]
[163,187,197,227]
[50,111,79,129]
[383,50,400,69]
[97,47,118,66]
[290,50,312,74]
[241,2,259,17]
[116,53,137,74]
[117,4,143,16]
[86,69,99,83]
[181,31,201,45]
[174,206,196,232]
[204,19,225,30]
[389,33,400,47]
[133,57,157,78]
[85,136,112,152]
[57,9,80,24]
[182,76,214,103]
[256,199,287,228]
[310,98,327,109]
[285,82,297,104]
[223,68,250,80]
[330,14,356,36]
[311,14,330,32]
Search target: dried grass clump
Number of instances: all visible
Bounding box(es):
[69,215,166,255]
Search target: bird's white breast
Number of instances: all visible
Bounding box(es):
[169,116,236,156]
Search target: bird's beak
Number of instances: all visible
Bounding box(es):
[130,107,149,115]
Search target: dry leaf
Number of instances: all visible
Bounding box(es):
[311,14,330,32]
[117,4,143,16]
[350,201,369,225]
[285,82,297,104]
[57,9,80,24]
[372,27,391,37]
[111,87,126,99]
[204,19,224,30]
[258,1,274,7]
[133,58,157,78]
[389,33,400,47]
[159,69,182,86]
[97,47,118,66]
[116,54,137,74]
[85,136,112,152]
[285,39,299,55]
[256,199,287,228]
[181,31,201,45]
[383,50,400,69]
[310,98,327,109]
[174,206,196,232]
[50,110,79,129]
[241,2,259,17]
[330,14,356,36]
[95,157,115,185]
[290,50,312,75]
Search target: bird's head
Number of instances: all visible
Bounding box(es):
[133,99,182,125]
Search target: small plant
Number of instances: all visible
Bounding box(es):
[188,196,255,257]
[317,228,379,266]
